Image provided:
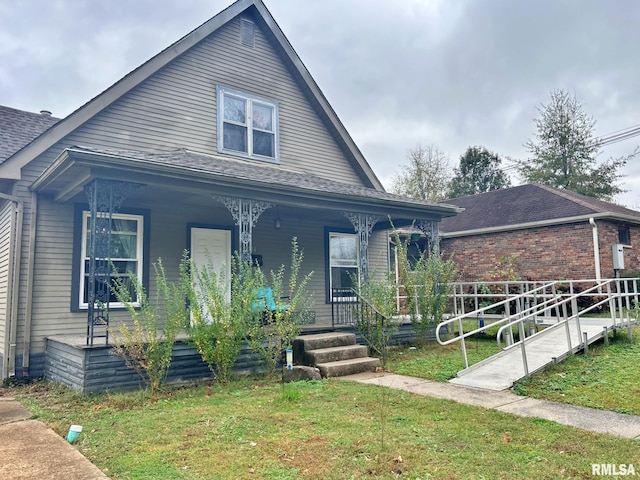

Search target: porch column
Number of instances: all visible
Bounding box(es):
[85,179,142,346]
[214,195,273,263]
[343,212,381,281]
[416,219,439,253]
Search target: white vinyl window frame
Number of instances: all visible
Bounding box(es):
[328,232,360,301]
[79,211,144,309]
[217,86,279,163]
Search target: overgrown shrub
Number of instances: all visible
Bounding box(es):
[187,253,265,384]
[247,238,313,375]
[353,273,400,367]
[395,232,457,346]
[110,258,186,395]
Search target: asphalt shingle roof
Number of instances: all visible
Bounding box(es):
[439,184,640,233]
[69,145,460,213]
[0,106,60,163]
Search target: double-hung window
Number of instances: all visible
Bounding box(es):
[328,232,359,301]
[217,86,279,162]
[78,211,144,309]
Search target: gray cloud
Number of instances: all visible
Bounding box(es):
[1,0,639,205]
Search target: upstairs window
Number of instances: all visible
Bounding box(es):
[217,86,279,163]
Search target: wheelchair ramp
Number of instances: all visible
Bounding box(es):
[450,317,618,391]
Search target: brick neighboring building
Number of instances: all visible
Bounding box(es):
[439,184,640,282]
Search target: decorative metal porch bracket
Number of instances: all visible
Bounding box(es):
[343,212,381,281]
[85,179,142,346]
[416,219,439,253]
[214,195,273,263]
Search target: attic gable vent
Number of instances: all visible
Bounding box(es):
[240,19,255,47]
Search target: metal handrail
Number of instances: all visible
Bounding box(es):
[437,278,638,374]
[435,281,558,369]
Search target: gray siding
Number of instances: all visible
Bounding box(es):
[20,13,364,188]
[369,230,391,281]
[0,200,13,360]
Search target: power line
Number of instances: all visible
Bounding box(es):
[500,123,640,172]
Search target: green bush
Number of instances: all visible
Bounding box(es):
[187,253,265,383]
[109,257,187,395]
[353,273,400,367]
[395,232,457,346]
[247,238,313,375]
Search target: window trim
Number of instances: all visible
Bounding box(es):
[71,204,150,312]
[216,86,280,163]
[324,227,360,303]
[618,224,631,246]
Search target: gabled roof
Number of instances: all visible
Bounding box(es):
[439,184,640,235]
[0,0,383,190]
[0,106,59,163]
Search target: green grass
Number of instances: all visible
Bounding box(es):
[512,326,640,415]
[386,324,640,416]
[13,378,640,479]
[386,333,501,381]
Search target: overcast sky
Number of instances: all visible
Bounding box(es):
[1,0,639,206]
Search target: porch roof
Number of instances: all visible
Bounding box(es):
[32,145,462,223]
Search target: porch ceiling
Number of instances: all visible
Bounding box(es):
[31,146,462,224]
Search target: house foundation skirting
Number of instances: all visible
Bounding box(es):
[43,324,434,393]
[44,337,262,394]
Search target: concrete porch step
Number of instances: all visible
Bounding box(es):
[305,344,369,365]
[316,357,380,378]
[295,332,356,350]
[293,332,356,361]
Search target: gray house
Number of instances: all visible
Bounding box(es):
[0,0,459,388]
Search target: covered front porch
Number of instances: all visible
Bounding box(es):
[23,146,460,386]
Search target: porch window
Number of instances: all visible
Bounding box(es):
[79,211,144,309]
[329,232,359,300]
[217,86,279,163]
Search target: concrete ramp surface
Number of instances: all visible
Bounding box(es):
[450,317,625,391]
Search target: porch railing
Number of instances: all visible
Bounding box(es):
[331,288,387,328]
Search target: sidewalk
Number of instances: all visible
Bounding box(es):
[341,372,640,439]
[0,396,110,480]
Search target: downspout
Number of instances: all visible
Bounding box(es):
[0,192,23,380]
[589,217,602,283]
[21,192,38,378]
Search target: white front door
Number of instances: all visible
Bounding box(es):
[190,227,232,305]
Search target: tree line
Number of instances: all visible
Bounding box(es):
[391,89,638,202]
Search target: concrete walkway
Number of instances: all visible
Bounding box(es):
[0,396,110,480]
[342,371,640,439]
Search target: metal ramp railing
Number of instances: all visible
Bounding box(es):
[436,279,638,390]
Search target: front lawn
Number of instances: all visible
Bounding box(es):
[386,325,640,416]
[512,326,640,415]
[15,377,639,480]
[386,333,500,381]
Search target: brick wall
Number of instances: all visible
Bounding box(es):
[440,220,640,282]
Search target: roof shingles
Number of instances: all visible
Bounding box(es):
[68,145,460,212]
[0,106,60,164]
[439,184,640,233]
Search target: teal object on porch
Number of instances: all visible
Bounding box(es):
[252,287,289,313]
